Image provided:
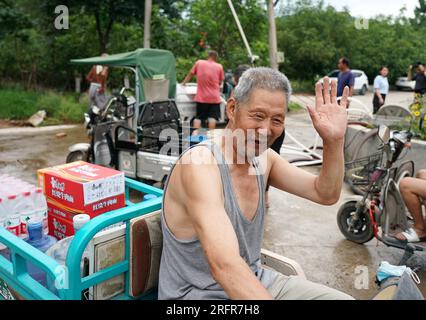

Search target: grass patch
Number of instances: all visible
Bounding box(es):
[0,88,87,124]
[289,101,302,112]
[291,79,315,94]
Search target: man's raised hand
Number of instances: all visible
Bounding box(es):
[307,77,348,143]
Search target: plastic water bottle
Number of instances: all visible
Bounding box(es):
[24,217,58,286]
[16,191,37,237]
[46,214,91,272]
[34,188,48,234]
[4,195,21,237]
[46,214,91,298]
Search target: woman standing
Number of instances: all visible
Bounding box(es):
[373,66,389,114]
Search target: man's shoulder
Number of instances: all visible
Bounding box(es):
[171,145,223,198]
[179,144,218,166]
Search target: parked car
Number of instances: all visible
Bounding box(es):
[321,69,369,95]
[395,76,415,91]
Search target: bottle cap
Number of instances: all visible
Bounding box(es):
[28,216,43,227]
[73,214,90,232]
[27,217,44,241]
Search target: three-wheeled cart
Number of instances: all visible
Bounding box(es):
[0,178,305,300]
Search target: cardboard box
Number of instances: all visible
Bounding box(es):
[38,161,125,216]
[47,208,73,240]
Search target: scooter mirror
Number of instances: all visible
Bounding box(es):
[377,125,390,144]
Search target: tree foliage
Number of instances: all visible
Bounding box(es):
[0,0,425,91]
[278,0,426,84]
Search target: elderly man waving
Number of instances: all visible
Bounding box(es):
[159,68,353,300]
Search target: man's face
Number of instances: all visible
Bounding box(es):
[337,59,347,71]
[227,89,286,158]
[417,64,425,73]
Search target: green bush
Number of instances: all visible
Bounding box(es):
[55,98,86,122]
[0,88,87,123]
[0,89,41,119]
[289,101,302,112]
[35,92,62,117]
[290,79,315,94]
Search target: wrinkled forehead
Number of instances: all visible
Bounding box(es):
[241,88,287,112]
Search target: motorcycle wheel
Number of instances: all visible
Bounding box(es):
[66,150,88,163]
[337,201,374,244]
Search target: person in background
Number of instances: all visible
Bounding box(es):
[337,57,355,100]
[372,66,389,114]
[182,50,225,130]
[222,70,235,101]
[86,53,109,110]
[395,170,426,243]
[408,62,426,96]
[233,65,251,89]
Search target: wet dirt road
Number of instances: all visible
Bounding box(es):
[0,126,89,184]
[1,114,426,300]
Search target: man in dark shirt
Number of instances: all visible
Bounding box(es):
[337,57,355,98]
[408,62,426,95]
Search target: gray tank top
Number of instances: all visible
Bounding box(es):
[158,140,270,300]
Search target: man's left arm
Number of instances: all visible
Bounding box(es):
[269,78,349,205]
[182,61,198,85]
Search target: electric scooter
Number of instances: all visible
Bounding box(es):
[337,125,423,265]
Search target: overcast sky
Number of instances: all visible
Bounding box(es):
[323,0,418,18]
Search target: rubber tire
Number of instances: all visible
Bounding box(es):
[66,150,88,163]
[395,161,415,186]
[359,85,367,96]
[337,201,374,244]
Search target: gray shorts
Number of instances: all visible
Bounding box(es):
[261,267,354,300]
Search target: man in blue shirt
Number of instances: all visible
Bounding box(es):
[373,66,389,114]
[337,57,355,100]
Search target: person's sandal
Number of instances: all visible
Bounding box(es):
[399,228,426,243]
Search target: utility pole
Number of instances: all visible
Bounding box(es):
[144,0,152,48]
[267,0,278,70]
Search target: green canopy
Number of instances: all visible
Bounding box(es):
[71,48,177,102]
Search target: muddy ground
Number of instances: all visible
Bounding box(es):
[1,89,426,300]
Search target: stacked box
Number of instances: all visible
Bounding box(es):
[37,161,125,240]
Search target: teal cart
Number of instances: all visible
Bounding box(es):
[0,178,163,300]
[0,177,307,300]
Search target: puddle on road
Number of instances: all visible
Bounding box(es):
[0,125,89,185]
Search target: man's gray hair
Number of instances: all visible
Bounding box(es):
[233,67,292,107]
